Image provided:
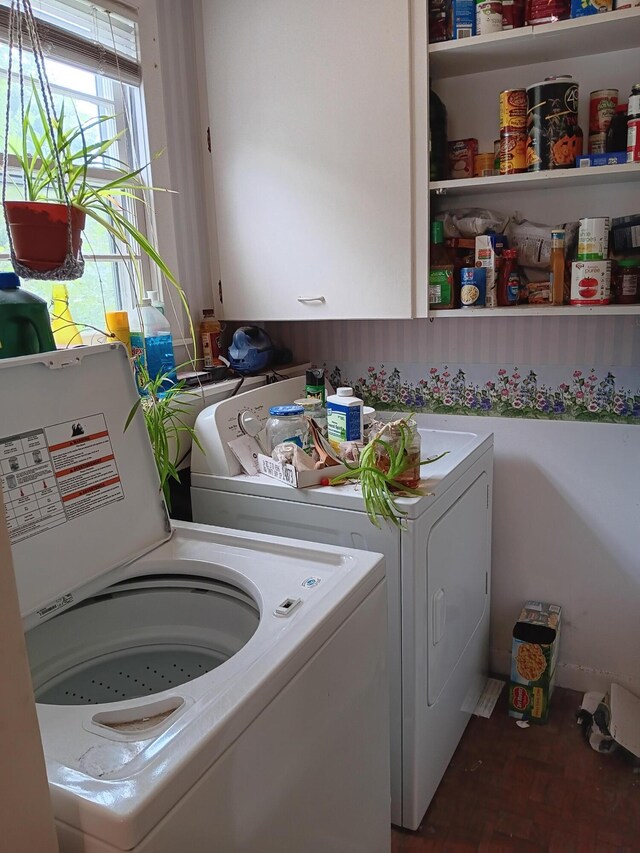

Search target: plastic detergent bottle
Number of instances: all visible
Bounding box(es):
[128,298,177,390]
[0,272,56,358]
[326,387,364,450]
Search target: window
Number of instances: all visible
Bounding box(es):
[0,0,154,336]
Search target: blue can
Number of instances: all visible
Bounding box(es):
[460,267,487,307]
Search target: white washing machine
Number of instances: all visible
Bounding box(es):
[1,347,390,853]
[191,377,494,830]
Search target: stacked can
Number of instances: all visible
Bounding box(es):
[570,217,611,305]
[589,90,618,154]
[499,89,527,174]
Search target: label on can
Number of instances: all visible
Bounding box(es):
[589,89,618,134]
[500,89,527,134]
[526,78,581,170]
[588,132,607,154]
[460,267,487,306]
[476,0,503,32]
[500,133,527,174]
[570,261,611,305]
[628,118,640,163]
[577,217,610,260]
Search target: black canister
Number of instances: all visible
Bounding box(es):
[526,76,581,171]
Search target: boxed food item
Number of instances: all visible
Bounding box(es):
[509,602,562,723]
[448,138,479,181]
[570,260,611,304]
[527,281,551,303]
[571,0,612,16]
[429,0,476,41]
[578,152,628,167]
[611,214,640,252]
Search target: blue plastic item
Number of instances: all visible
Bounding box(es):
[228,326,274,374]
[269,405,304,416]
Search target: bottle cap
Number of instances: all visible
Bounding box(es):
[306,367,324,384]
[617,258,639,268]
[337,387,354,396]
[0,272,20,290]
[105,310,130,330]
[269,405,304,416]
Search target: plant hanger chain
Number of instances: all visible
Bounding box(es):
[2,0,84,280]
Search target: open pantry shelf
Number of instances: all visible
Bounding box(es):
[428,7,640,79]
[431,305,640,317]
[430,162,640,197]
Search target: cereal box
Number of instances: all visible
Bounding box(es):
[509,601,562,723]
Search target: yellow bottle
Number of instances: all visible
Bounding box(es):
[50,284,82,347]
[105,310,132,356]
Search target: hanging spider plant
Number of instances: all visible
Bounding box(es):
[5,84,196,348]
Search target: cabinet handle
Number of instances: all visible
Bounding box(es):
[297,296,326,304]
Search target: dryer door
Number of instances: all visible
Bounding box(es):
[426,470,489,706]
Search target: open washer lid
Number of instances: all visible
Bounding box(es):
[0,344,171,625]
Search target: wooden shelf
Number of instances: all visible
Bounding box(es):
[431,305,640,317]
[428,8,640,78]
[430,162,640,197]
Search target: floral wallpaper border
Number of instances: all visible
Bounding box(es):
[327,364,640,424]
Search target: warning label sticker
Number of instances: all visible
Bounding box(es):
[1,413,124,544]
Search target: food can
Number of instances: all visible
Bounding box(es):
[500,89,527,134]
[588,132,607,154]
[577,217,610,260]
[476,0,503,32]
[589,89,618,134]
[526,76,581,171]
[460,267,487,307]
[499,132,527,174]
[502,0,526,26]
[628,117,640,163]
[570,261,611,305]
[474,152,496,176]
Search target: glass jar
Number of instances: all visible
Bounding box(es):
[294,397,327,443]
[612,259,639,304]
[265,405,308,453]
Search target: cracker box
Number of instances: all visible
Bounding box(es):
[570,0,612,17]
[509,601,562,723]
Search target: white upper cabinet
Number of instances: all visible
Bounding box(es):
[201,0,425,321]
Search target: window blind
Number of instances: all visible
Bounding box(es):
[0,0,141,85]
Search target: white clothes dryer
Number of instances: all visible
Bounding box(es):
[191,378,494,830]
[1,347,390,853]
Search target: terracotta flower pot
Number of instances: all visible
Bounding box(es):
[4,201,86,272]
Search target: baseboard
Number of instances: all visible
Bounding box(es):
[491,649,640,697]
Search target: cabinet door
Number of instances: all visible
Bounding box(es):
[202,0,413,320]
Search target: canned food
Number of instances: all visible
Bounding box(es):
[448,138,479,180]
[628,117,640,163]
[589,89,618,134]
[474,152,496,177]
[588,132,607,154]
[502,0,526,26]
[500,89,527,134]
[476,0,503,32]
[499,132,527,174]
[570,261,611,305]
[460,267,487,307]
[526,76,581,171]
[577,217,610,260]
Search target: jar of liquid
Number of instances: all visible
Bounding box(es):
[265,405,308,453]
[612,259,639,304]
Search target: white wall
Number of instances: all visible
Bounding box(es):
[264,316,640,695]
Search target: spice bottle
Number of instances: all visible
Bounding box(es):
[200,309,224,368]
[550,229,565,306]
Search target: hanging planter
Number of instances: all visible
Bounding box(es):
[4,201,85,273]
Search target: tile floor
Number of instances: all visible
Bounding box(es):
[392,686,640,851]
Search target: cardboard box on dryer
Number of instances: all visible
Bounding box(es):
[509,601,562,723]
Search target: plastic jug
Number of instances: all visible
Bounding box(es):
[129,298,177,390]
[50,283,82,347]
[0,272,56,359]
